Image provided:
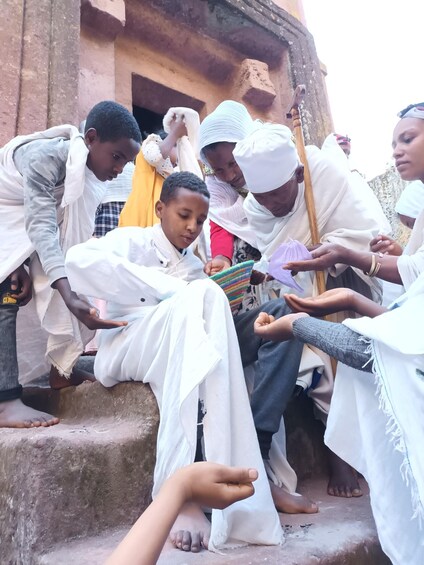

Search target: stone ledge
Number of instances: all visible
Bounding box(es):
[0,416,157,564]
[37,479,390,565]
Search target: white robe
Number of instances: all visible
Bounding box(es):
[0,126,106,377]
[326,274,424,565]
[243,145,387,299]
[65,224,283,551]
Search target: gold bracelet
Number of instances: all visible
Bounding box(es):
[363,254,382,277]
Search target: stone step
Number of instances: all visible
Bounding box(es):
[0,402,157,565]
[36,479,390,565]
[1,381,352,564]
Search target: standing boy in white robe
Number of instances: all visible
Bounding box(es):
[65,171,283,554]
[0,101,141,429]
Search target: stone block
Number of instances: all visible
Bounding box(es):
[81,0,126,41]
[235,58,276,109]
[0,383,159,564]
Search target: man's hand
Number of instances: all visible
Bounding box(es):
[370,234,403,256]
[284,243,347,273]
[174,462,258,510]
[283,288,356,316]
[10,264,32,306]
[204,256,231,276]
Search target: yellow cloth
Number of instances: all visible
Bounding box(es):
[118,151,163,228]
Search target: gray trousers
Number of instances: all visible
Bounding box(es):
[234,300,304,458]
[0,301,21,401]
[292,317,372,373]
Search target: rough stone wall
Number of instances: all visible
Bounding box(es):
[78,0,333,144]
[1,0,332,145]
[369,168,411,246]
[0,0,80,146]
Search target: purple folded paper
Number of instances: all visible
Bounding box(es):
[268,240,312,292]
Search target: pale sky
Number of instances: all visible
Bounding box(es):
[302,0,423,180]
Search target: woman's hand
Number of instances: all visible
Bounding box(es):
[283,288,356,316]
[284,243,348,273]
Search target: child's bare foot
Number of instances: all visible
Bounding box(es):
[269,481,318,514]
[254,312,309,342]
[169,502,211,552]
[0,398,60,428]
[49,366,95,390]
[327,449,362,498]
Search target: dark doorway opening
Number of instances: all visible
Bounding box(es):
[133,106,164,140]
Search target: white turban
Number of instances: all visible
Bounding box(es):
[395,181,424,219]
[233,123,300,194]
[198,100,257,164]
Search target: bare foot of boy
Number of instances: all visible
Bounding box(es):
[0,398,60,428]
[169,502,211,552]
[269,481,318,514]
[327,449,362,498]
[254,312,309,342]
[49,366,95,390]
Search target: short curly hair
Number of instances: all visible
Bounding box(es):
[85,101,142,143]
[160,172,210,204]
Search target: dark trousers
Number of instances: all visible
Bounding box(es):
[0,304,21,401]
[234,299,303,457]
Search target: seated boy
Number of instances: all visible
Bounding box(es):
[0,100,141,428]
[65,171,289,553]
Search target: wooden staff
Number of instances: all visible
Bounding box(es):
[287,85,326,295]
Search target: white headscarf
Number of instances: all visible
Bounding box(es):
[395,181,424,219]
[398,103,424,120]
[198,100,259,248]
[198,100,257,162]
[233,123,300,193]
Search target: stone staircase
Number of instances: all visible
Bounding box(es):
[0,377,391,565]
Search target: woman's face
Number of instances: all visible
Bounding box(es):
[392,118,424,182]
[203,142,246,190]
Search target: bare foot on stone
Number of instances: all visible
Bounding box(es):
[49,366,96,390]
[327,449,362,498]
[269,481,318,514]
[0,398,60,428]
[169,502,211,552]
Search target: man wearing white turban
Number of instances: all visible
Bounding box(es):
[233,121,389,498]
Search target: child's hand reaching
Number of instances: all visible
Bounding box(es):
[174,462,258,510]
[204,256,231,276]
[52,278,128,330]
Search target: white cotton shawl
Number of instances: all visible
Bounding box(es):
[327,275,424,564]
[397,207,424,289]
[0,125,107,375]
[198,100,258,163]
[395,180,424,219]
[199,100,260,247]
[206,175,258,248]
[243,145,383,296]
[163,107,203,178]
